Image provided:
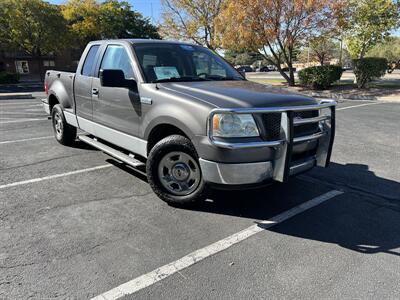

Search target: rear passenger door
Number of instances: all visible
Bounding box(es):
[74,44,101,120]
[91,44,141,136]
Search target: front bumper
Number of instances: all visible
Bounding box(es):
[200,100,336,185]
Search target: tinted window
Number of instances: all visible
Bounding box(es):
[81,45,100,76]
[100,45,134,79]
[133,43,243,83]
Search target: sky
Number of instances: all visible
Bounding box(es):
[48,0,162,23]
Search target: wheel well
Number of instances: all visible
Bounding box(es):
[48,94,59,112]
[147,124,188,154]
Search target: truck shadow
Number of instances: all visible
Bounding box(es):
[204,162,400,257]
[106,158,400,256]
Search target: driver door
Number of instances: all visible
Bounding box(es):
[91,44,141,136]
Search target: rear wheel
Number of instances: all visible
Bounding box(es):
[51,104,76,146]
[146,135,209,206]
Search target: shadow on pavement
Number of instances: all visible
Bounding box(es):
[306,162,400,201]
[95,157,400,256]
[0,82,43,93]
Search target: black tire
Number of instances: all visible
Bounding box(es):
[51,104,77,146]
[146,135,210,206]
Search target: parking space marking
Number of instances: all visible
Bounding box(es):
[91,189,343,300]
[0,118,48,124]
[336,102,382,111]
[0,111,46,115]
[0,102,40,106]
[0,164,112,190]
[0,136,53,145]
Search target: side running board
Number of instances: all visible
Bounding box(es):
[78,135,145,168]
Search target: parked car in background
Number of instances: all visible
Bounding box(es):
[342,65,353,71]
[257,66,271,72]
[281,67,297,72]
[42,39,336,206]
[236,65,253,73]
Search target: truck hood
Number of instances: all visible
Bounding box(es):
[158,80,317,108]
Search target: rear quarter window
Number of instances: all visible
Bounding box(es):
[81,45,100,76]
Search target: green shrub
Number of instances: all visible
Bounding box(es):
[353,57,387,88]
[298,65,343,90]
[0,72,20,84]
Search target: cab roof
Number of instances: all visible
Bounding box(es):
[90,39,197,46]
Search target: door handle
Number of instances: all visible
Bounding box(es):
[92,88,99,95]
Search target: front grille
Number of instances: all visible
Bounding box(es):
[293,110,319,137]
[262,113,281,141]
[261,110,320,140]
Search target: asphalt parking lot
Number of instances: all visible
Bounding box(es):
[1,95,399,299]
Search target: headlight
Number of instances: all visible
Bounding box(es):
[211,113,260,137]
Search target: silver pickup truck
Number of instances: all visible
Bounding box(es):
[43,39,336,206]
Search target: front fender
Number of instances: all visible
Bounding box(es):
[142,101,210,140]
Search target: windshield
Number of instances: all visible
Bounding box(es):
[132,43,244,83]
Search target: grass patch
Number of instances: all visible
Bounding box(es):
[249,77,400,90]
[332,79,400,89]
[248,78,292,86]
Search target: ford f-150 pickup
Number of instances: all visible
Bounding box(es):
[42,39,336,206]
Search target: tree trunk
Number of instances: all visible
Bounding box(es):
[276,67,291,85]
[288,68,295,86]
[287,60,295,86]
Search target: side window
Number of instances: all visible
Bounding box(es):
[100,45,134,79]
[81,45,100,76]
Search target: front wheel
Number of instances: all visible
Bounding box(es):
[51,104,77,146]
[146,135,209,206]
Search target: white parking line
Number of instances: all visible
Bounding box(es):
[337,102,382,111]
[0,164,112,190]
[0,102,40,106]
[0,136,53,145]
[91,189,344,300]
[0,111,46,115]
[0,118,47,124]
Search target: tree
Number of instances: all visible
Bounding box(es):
[160,0,225,50]
[98,1,160,39]
[298,36,338,66]
[224,49,263,66]
[343,0,400,59]
[0,0,68,80]
[367,37,400,63]
[309,36,338,66]
[62,0,160,48]
[217,0,344,86]
[61,0,101,48]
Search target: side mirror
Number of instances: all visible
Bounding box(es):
[99,69,137,90]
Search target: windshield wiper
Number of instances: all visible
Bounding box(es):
[151,76,209,83]
[204,75,243,81]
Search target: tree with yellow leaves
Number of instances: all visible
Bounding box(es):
[160,0,225,50]
[62,0,160,48]
[217,0,344,86]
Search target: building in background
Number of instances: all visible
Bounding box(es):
[0,46,81,81]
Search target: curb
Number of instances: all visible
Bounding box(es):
[310,94,400,103]
[0,93,34,100]
[289,90,400,103]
